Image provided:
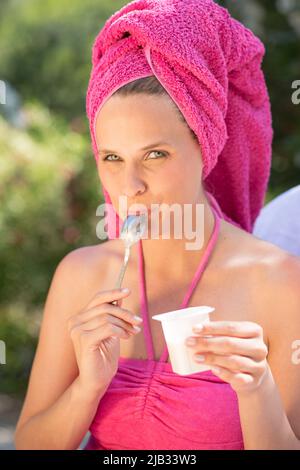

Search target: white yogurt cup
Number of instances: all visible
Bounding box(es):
[152,306,215,375]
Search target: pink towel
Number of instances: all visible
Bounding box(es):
[86,0,273,238]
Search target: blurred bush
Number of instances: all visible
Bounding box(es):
[0,103,101,306]
[0,303,39,398]
[0,0,126,121]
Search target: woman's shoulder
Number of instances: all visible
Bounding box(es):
[55,239,126,303]
[223,220,300,304]
[224,219,300,271]
[241,228,300,329]
[226,225,300,346]
[246,228,300,278]
[60,239,124,271]
[252,235,300,354]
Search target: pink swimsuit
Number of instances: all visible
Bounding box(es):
[84,207,244,450]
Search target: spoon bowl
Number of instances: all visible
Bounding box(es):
[110,213,147,305]
[120,214,147,248]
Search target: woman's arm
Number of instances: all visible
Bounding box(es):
[14,246,109,449]
[237,364,300,450]
[15,376,107,450]
[237,255,300,449]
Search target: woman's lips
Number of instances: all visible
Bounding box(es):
[127,206,160,216]
[127,209,149,215]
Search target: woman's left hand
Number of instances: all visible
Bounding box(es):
[185,320,270,395]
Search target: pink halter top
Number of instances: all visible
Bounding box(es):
[84,206,244,450]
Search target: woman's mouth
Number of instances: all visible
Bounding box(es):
[127,206,160,216]
[127,209,149,216]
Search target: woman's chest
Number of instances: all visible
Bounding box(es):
[118,271,259,363]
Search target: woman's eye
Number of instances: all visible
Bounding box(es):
[103,151,167,162]
[147,151,167,159]
[103,154,120,161]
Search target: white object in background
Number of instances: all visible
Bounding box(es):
[253,185,300,257]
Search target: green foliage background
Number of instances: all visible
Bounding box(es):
[0,0,299,397]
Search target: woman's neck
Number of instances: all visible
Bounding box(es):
[137,198,217,284]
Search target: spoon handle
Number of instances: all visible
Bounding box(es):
[111,246,131,306]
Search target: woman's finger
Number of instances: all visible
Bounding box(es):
[186,335,268,361]
[192,320,263,338]
[80,313,142,334]
[208,365,256,388]
[69,303,142,330]
[194,352,267,375]
[84,287,131,311]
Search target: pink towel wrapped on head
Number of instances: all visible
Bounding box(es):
[86,0,273,238]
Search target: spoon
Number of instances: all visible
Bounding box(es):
[111,213,147,305]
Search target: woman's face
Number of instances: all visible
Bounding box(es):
[95,93,204,220]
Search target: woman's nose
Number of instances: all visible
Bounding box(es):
[122,170,147,198]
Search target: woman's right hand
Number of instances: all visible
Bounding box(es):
[68,287,143,394]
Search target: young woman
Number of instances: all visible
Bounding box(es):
[15,0,300,450]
